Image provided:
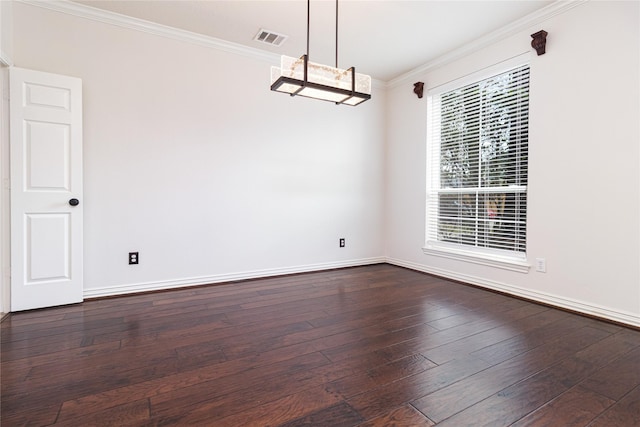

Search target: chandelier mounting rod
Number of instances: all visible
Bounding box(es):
[335,0,338,68]
[306,0,310,59]
[305,0,340,67]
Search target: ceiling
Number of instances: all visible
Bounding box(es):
[72,0,553,81]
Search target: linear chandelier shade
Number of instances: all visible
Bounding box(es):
[270,0,371,106]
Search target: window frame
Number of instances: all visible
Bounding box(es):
[423,54,531,273]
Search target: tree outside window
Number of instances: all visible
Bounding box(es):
[430,65,529,254]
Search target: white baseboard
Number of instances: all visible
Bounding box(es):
[83,255,639,329]
[386,257,640,329]
[83,257,386,299]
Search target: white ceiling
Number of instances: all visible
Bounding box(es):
[73,0,553,81]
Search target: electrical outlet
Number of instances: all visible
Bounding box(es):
[535,257,546,273]
[129,252,139,265]
[339,238,345,248]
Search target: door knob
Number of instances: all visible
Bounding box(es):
[69,198,80,206]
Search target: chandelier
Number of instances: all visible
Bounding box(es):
[270,0,371,106]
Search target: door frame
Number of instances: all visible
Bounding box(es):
[0,63,11,316]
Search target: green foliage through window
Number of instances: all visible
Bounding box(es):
[430,65,529,254]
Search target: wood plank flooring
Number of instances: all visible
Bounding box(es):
[2,264,639,426]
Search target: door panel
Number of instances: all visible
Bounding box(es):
[27,213,70,282]
[24,82,71,110]
[26,121,71,190]
[10,67,83,311]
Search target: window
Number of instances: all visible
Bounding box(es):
[425,60,529,268]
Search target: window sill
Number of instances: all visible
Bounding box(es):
[422,244,531,273]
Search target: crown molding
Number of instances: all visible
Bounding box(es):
[387,0,589,88]
[18,0,387,88]
[18,0,282,64]
[18,0,584,88]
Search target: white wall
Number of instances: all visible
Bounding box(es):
[9,1,640,327]
[12,2,386,297]
[386,1,640,326]
[0,0,13,63]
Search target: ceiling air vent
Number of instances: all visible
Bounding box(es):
[254,29,288,47]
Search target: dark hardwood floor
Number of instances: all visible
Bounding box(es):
[2,264,640,426]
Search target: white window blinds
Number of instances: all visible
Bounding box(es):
[426,64,529,257]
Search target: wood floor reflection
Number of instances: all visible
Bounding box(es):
[2,264,639,426]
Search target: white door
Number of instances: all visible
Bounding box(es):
[10,67,83,311]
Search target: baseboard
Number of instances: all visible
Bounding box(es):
[81,256,640,329]
[83,257,386,299]
[386,257,640,329]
